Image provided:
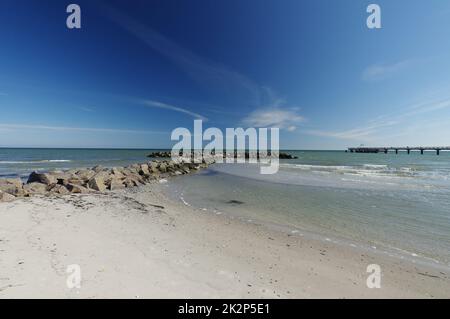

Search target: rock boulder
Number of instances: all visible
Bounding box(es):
[49,184,70,195]
[0,178,25,196]
[87,177,106,192]
[0,190,16,202]
[27,172,57,186]
[108,178,125,190]
[66,183,89,194]
[23,182,48,195]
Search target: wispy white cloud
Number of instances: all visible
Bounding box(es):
[408,97,450,114]
[241,88,305,131]
[306,119,398,141]
[306,96,450,142]
[103,4,312,128]
[0,92,7,96]
[103,5,262,105]
[362,60,411,81]
[260,86,286,108]
[0,123,167,135]
[78,106,95,113]
[242,108,304,131]
[142,100,208,121]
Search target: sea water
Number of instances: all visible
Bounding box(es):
[164,151,450,269]
[1,148,450,269]
[0,148,163,179]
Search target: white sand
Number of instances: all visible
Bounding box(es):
[0,183,449,298]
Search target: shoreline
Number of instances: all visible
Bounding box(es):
[0,157,215,202]
[163,166,450,273]
[1,181,449,298]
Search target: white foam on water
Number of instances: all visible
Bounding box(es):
[180,196,191,207]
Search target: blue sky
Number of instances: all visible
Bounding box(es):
[1,0,450,149]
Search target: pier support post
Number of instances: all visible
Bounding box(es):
[348,146,447,155]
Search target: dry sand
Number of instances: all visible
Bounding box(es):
[0,183,449,298]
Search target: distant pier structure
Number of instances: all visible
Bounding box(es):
[347,146,450,155]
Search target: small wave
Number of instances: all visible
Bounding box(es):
[363,164,388,169]
[280,163,424,179]
[280,164,355,171]
[180,196,191,206]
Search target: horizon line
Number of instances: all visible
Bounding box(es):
[0,146,346,151]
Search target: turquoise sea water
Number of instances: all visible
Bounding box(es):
[163,150,450,269]
[1,148,450,269]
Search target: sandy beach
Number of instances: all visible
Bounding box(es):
[1,181,449,299]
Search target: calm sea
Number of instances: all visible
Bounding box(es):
[163,150,450,270]
[1,148,450,269]
[0,148,164,179]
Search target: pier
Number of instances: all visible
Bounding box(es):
[347,146,450,155]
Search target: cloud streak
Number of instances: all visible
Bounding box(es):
[362,60,411,81]
[0,123,167,135]
[306,120,398,141]
[306,96,450,142]
[78,106,95,113]
[142,100,208,121]
[242,108,304,131]
[103,4,262,106]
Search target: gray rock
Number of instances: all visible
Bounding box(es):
[65,178,84,186]
[49,184,70,195]
[1,156,212,199]
[87,177,106,192]
[139,164,150,177]
[92,170,111,181]
[166,161,175,169]
[0,178,25,196]
[75,169,95,182]
[92,165,104,173]
[0,190,16,202]
[66,183,90,194]
[23,182,48,195]
[158,162,168,173]
[27,172,57,186]
[148,162,159,173]
[111,167,125,178]
[147,151,172,158]
[123,175,143,187]
[57,173,79,186]
[109,178,125,190]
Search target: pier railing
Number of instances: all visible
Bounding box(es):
[347,147,450,155]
